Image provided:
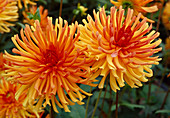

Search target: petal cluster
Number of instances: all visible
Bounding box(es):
[77,6,162,92]
[0,78,39,118]
[18,0,38,9]
[4,17,96,112]
[0,0,18,33]
[23,5,48,32]
[110,0,158,23]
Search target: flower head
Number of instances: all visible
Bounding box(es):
[4,17,96,112]
[18,0,38,9]
[77,6,162,92]
[162,2,170,30]
[23,5,48,32]
[0,78,39,117]
[110,0,158,23]
[0,0,18,33]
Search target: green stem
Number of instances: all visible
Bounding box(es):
[59,0,63,17]
[85,87,93,118]
[147,78,152,103]
[115,91,119,118]
[107,86,112,118]
[99,78,109,118]
[156,1,164,31]
[91,89,102,118]
[157,89,170,117]
[50,102,54,118]
[71,15,76,24]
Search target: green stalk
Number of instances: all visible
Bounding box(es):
[59,0,63,17]
[85,87,93,118]
[91,89,103,118]
[50,102,54,118]
[99,78,109,118]
[115,91,119,118]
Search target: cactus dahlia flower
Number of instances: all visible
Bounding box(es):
[4,17,96,112]
[23,5,48,32]
[0,0,18,33]
[110,0,158,23]
[0,78,39,118]
[77,6,162,92]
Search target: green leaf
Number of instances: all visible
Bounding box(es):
[120,102,145,110]
[69,103,86,118]
[155,109,170,114]
[27,12,34,19]
[38,0,47,5]
[33,8,41,21]
[111,104,120,111]
[73,9,80,15]
[16,22,26,29]
[55,0,68,4]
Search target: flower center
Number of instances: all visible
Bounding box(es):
[114,25,134,47]
[1,91,16,103]
[42,44,60,66]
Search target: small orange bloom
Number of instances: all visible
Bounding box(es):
[110,0,158,23]
[18,0,38,9]
[4,17,96,112]
[23,5,48,32]
[0,78,39,117]
[162,2,170,30]
[0,0,18,33]
[77,6,162,92]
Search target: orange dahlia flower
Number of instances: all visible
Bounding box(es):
[0,0,18,33]
[162,2,170,30]
[77,6,162,92]
[18,0,38,9]
[4,17,96,112]
[110,0,158,23]
[23,5,48,32]
[0,78,39,117]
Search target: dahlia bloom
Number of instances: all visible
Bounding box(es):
[23,5,48,32]
[110,0,158,23]
[162,2,170,30]
[4,17,96,112]
[18,0,38,9]
[77,6,162,92]
[0,0,18,33]
[0,78,39,117]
